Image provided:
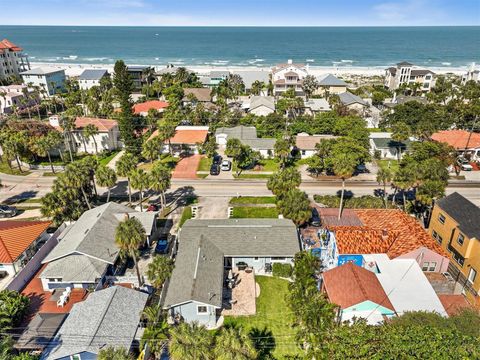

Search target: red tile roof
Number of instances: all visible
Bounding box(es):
[149,128,208,145]
[328,226,398,255]
[74,117,118,131]
[0,39,23,52]
[133,100,169,114]
[318,208,363,226]
[323,262,395,311]
[431,130,480,150]
[438,294,472,316]
[0,221,51,263]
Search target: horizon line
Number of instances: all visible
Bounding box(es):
[1,24,479,28]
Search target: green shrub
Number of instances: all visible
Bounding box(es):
[272,263,293,278]
[314,195,391,209]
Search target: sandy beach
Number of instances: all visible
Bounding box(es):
[29,61,468,79]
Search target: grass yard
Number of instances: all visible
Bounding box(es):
[229,196,276,205]
[197,156,212,172]
[98,150,121,166]
[231,207,279,218]
[377,159,400,174]
[0,160,30,176]
[234,174,272,180]
[178,206,193,227]
[256,159,280,172]
[223,276,298,359]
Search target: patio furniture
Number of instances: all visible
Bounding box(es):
[245,268,253,274]
[236,262,248,271]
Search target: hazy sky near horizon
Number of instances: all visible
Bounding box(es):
[1,0,479,26]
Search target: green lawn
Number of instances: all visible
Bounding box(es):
[0,161,30,176]
[179,206,193,227]
[98,150,121,166]
[377,159,400,174]
[234,174,272,179]
[229,196,276,205]
[223,276,298,359]
[231,207,279,218]
[197,156,212,172]
[233,159,280,173]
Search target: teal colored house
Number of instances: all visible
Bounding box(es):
[321,262,396,324]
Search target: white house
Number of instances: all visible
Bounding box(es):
[369,132,412,160]
[0,84,38,114]
[247,96,275,116]
[294,133,337,158]
[78,69,109,90]
[163,219,300,328]
[215,125,276,157]
[385,61,435,93]
[315,73,348,95]
[50,116,120,154]
[0,38,30,81]
[21,67,66,96]
[271,60,309,96]
[462,63,480,84]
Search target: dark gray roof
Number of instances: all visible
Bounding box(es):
[318,74,348,87]
[164,219,300,308]
[397,61,414,66]
[44,286,148,360]
[15,313,67,351]
[436,192,480,239]
[215,125,276,150]
[78,69,108,80]
[338,92,367,106]
[371,138,411,149]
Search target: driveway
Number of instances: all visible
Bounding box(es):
[196,196,230,219]
[172,155,202,179]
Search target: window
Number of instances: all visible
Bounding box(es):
[422,262,430,271]
[453,253,465,267]
[70,355,81,360]
[271,257,286,261]
[432,230,443,244]
[468,268,477,284]
[429,262,437,272]
[301,150,306,156]
[438,214,446,224]
[254,257,259,261]
[457,234,465,246]
[197,305,208,314]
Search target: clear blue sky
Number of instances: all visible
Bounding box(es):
[2,0,479,26]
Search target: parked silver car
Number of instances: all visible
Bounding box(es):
[0,205,17,218]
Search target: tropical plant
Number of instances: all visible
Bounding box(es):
[267,167,301,197]
[116,152,138,204]
[115,217,145,286]
[376,166,393,208]
[274,138,292,169]
[33,136,55,173]
[59,116,76,161]
[95,164,117,202]
[276,189,311,226]
[302,75,319,100]
[130,168,150,211]
[332,153,356,219]
[97,346,133,360]
[214,327,257,360]
[250,80,265,96]
[169,321,213,360]
[142,138,161,163]
[146,255,174,289]
[83,123,99,154]
[0,290,30,330]
[150,161,171,209]
[157,122,177,155]
[62,161,93,209]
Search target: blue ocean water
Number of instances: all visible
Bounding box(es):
[1,26,479,68]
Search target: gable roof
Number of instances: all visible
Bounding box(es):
[304,98,330,112]
[323,262,395,311]
[164,219,300,308]
[133,100,169,114]
[249,96,275,111]
[183,88,212,102]
[215,125,276,150]
[295,134,336,150]
[397,61,414,66]
[78,69,108,81]
[44,286,148,360]
[318,74,348,87]
[436,192,480,239]
[72,117,117,132]
[431,130,480,150]
[21,67,64,76]
[0,39,22,52]
[338,92,367,106]
[0,221,51,264]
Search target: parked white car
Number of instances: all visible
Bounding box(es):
[457,157,473,171]
[221,160,232,171]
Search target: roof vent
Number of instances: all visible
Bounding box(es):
[84,228,89,234]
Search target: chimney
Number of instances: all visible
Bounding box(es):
[49,115,59,127]
[381,229,388,240]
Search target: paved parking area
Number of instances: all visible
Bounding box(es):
[196,196,230,219]
[172,155,202,179]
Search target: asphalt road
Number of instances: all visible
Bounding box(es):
[2,173,480,206]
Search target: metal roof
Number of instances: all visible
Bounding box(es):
[78,69,108,80]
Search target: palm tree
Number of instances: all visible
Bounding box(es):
[250,80,264,96]
[83,124,99,154]
[115,217,145,287]
[146,255,174,289]
[150,161,171,209]
[333,153,356,219]
[376,166,393,209]
[63,162,92,209]
[142,138,161,163]
[97,346,132,360]
[158,122,176,155]
[393,166,415,212]
[116,153,138,204]
[47,130,65,163]
[214,327,257,360]
[60,116,76,161]
[95,164,117,202]
[274,138,291,169]
[169,322,213,360]
[35,136,55,173]
[130,168,150,211]
[142,67,156,98]
[141,318,169,357]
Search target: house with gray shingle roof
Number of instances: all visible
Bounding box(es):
[163,219,300,328]
[338,91,368,113]
[215,125,276,157]
[40,202,156,291]
[42,286,148,360]
[315,73,348,96]
[78,69,109,90]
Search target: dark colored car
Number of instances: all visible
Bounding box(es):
[213,154,223,165]
[147,204,159,212]
[0,205,17,218]
[155,239,169,254]
[310,208,321,227]
[210,163,220,175]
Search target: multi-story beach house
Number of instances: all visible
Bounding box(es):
[271,60,309,96]
[20,67,66,96]
[0,39,30,81]
[0,84,38,115]
[428,192,480,306]
[384,61,435,93]
[78,69,109,90]
[462,63,479,84]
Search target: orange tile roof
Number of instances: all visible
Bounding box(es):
[323,262,395,311]
[75,117,118,131]
[0,39,23,52]
[0,221,51,263]
[149,128,208,144]
[438,294,472,316]
[431,130,480,150]
[328,226,398,255]
[133,100,169,114]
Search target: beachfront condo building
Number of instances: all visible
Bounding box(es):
[0,39,30,82]
[428,192,480,306]
[462,63,479,85]
[20,68,66,96]
[272,60,309,96]
[385,61,435,93]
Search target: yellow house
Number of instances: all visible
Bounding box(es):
[428,192,480,306]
